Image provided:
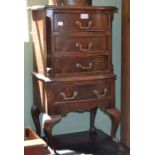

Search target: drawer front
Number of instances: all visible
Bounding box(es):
[54,79,114,103]
[54,56,109,75]
[54,35,110,53]
[54,12,110,32]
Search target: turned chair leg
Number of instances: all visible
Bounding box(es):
[89,107,98,134]
[31,105,41,136]
[43,115,61,147]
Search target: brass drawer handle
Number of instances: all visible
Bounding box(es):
[76,42,92,51]
[93,88,108,98]
[76,63,92,70]
[60,91,79,101]
[76,21,93,30]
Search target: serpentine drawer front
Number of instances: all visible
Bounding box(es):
[31,5,120,148]
[54,79,113,103]
[54,12,110,32]
[54,56,110,76]
[54,35,110,53]
[51,78,115,114]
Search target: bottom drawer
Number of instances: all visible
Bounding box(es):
[52,78,115,114]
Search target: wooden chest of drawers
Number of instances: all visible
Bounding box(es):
[31,5,120,148]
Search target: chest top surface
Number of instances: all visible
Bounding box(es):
[31,5,117,11]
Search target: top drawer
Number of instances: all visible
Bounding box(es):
[53,12,110,32]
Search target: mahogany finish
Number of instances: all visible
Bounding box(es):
[31,5,120,148]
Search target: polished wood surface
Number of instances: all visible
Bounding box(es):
[121,0,130,148]
[31,5,120,148]
[54,56,109,75]
[53,12,110,32]
[54,35,110,53]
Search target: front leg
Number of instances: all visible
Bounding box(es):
[101,107,121,140]
[89,107,98,134]
[43,115,61,147]
[31,105,41,136]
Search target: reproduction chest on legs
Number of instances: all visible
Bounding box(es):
[30,5,120,148]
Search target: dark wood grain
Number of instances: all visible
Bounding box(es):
[54,56,109,75]
[53,12,110,32]
[54,34,110,53]
[31,5,120,148]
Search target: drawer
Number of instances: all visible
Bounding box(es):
[54,56,109,75]
[54,35,110,53]
[54,12,110,32]
[54,79,114,103]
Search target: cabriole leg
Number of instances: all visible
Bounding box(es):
[31,105,41,136]
[43,115,61,147]
[103,107,121,140]
[89,107,98,134]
